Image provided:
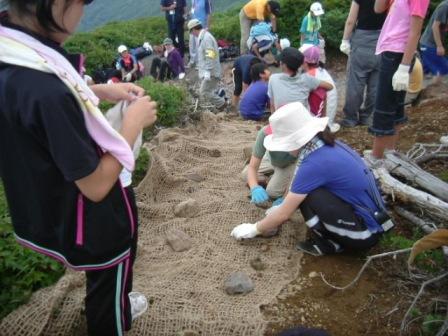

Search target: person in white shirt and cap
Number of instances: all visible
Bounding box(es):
[188,18,227,110]
[231,102,392,256]
[300,2,324,46]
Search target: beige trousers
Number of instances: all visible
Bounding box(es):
[239,9,252,54]
[241,153,297,198]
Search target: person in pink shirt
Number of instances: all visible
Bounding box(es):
[367,0,429,165]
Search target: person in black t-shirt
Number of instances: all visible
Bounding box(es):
[339,0,387,128]
[160,0,187,57]
[0,1,157,335]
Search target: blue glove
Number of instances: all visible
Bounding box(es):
[250,185,269,204]
[272,197,284,207]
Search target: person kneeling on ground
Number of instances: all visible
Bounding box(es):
[268,47,333,112]
[117,45,140,82]
[239,63,271,121]
[232,102,393,256]
[150,39,185,81]
[232,54,261,109]
[300,44,340,133]
[247,21,276,60]
[188,18,227,110]
[241,120,298,207]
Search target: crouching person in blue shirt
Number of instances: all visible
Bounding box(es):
[232,102,393,256]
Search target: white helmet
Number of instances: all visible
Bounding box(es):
[117,45,127,54]
[279,38,291,50]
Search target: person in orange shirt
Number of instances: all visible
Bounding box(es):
[239,0,280,54]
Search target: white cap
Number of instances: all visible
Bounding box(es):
[187,18,202,30]
[310,2,324,16]
[117,45,127,53]
[279,38,291,50]
[142,42,152,51]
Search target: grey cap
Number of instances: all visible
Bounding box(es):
[187,18,202,30]
[163,38,173,45]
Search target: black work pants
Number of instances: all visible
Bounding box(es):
[150,57,173,82]
[85,188,138,336]
[167,19,185,57]
[299,188,380,251]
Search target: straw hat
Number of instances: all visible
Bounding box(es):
[264,102,328,152]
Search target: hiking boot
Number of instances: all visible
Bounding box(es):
[296,239,325,256]
[129,292,148,321]
[340,119,358,128]
[217,88,226,98]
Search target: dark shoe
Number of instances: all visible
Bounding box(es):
[296,239,325,256]
[340,119,358,128]
[358,116,371,126]
[217,88,226,98]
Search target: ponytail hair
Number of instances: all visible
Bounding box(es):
[316,127,335,146]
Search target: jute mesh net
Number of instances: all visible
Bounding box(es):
[1,112,305,336]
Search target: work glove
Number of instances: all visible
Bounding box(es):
[339,39,350,55]
[250,185,269,204]
[231,223,260,240]
[178,72,185,80]
[272,197,284,207]
[124,73,132,82]
[392,64,410,91]
[203,70,211,81]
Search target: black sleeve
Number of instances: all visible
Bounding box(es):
[23,73,100,181]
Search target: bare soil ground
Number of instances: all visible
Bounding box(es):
[241,57,448,336]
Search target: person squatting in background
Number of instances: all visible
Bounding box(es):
[189,0,212,67]
[268,47,333,112]
[241,121,297,208]
[0,1,158,335]
[160,0,186,57]
[188,18,227,110]
[239,62,271,121]
[339,0,386,128]
[239,0,280,54]
[117,45,140,82]
[367,0,430,165]
[150,38,185,82]
[300,2,324,47]
[232,103,394,256]
[300,44,340,133]
[232,54,261,109]
[247,20,277,59]
[419,0,448,85]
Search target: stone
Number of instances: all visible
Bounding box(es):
[166,229,193,252]
[224,271,254,295]
[250,256,266,271]
[209,149,221,158]
[308,271,319,278]
[174,199,200,218]
[185,173,205,182]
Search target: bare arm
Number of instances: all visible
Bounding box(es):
[401,15,425,65]
[432,20,445,55]
[374,0,389,14]
[247,155,262,189]
[343,1,360,40]
[318,80,334,91]
[270,99,275,113]
[271,15,277,32]
[256,192,306,233]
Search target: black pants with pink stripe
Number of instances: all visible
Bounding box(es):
[85,188,138,336]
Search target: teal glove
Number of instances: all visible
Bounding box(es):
[272,197,284,207]
[250,185,269,204]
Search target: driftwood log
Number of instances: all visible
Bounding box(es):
[372,167,448,222]
[383,151,448,202]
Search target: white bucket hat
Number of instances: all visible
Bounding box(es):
[310,2,324,16]
[264,102,329,152]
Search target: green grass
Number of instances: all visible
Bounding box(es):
[380,231,446,273]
